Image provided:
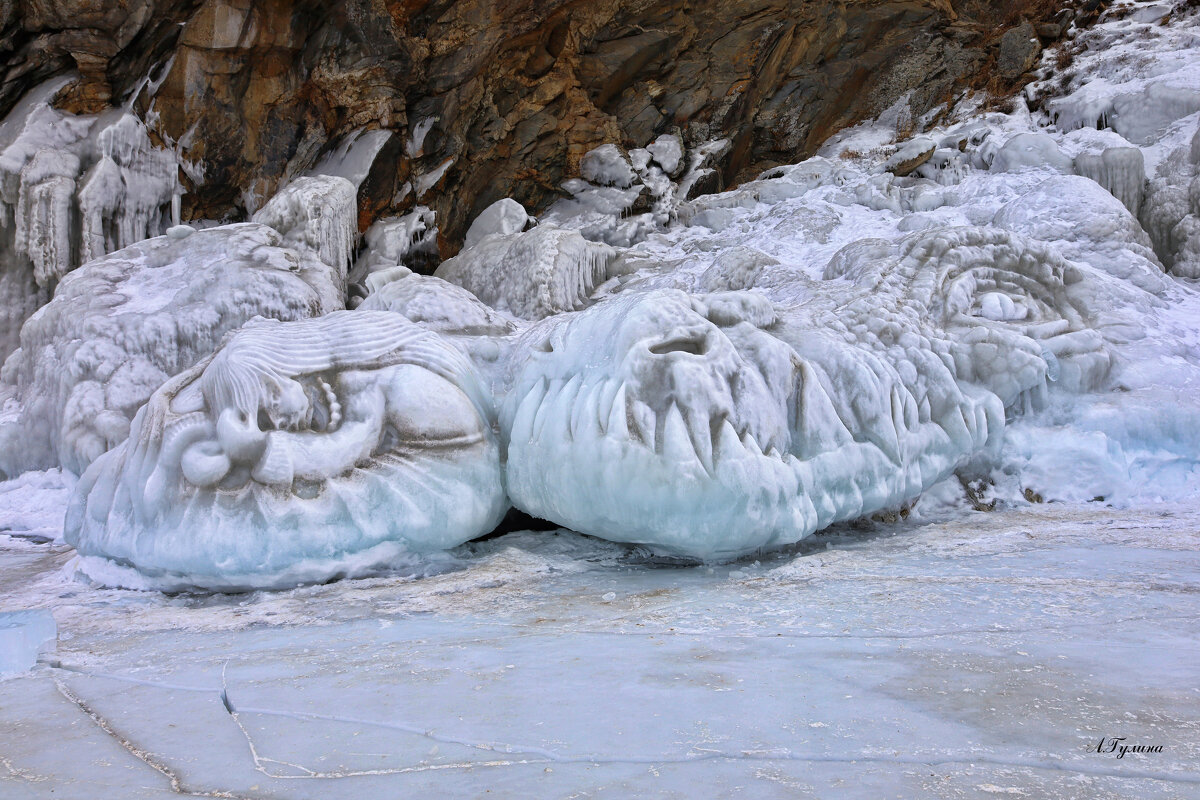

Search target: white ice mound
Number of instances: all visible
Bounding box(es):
[462,198,529,250]
[65,311,507,591]
[0,224,344,478]
[435,222,616,320]
[498,226,1111,559]
[990,133,1075,174]
[993,175,1169,294]
[252,175,358,275]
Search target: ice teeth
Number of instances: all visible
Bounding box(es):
[531,379,561,440]
[741,430,764,458]
[512,378,547,442]
[553,375,583,440]
[597,379,622,433]
[606,383,629,440]
[573,380,602,439]
[890,386,907,436]
[629,400,655,446]
[689,412,715,475]
[716,418,742,464]
[662,403,697,465]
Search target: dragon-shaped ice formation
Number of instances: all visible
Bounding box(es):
[66,310,507,590]
[498,227,1113,558]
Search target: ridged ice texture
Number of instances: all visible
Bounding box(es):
[435,223,616,320]
[65,311,507,590]
[252,175,358,276]
[499,227,1110,559]
[1141,123,1200,277]
[0,83,183,360]
[0,224,344,478]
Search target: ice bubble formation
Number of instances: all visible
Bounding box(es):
[5,0,1200,588]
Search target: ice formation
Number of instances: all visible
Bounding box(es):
[347,206,440,306]
[0,224,344,478]
[435,213,616,319]
[542,136,730,246]
[0,0,1198,587]
[252,175,358,276]
[497,226,1111,557]
[0,83,184,358]
[66,311,506,590]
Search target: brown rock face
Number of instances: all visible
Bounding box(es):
[0,0,1070,253]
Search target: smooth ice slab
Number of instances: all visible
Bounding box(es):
[0,610,55,674]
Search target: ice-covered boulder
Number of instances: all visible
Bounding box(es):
[990,133,1075,174]
[66,311,507,591]
[463,199,530,250]
[435,223,615,320]
[252,175,358,276]
[993,175,1168,294]
[0,224,344,478]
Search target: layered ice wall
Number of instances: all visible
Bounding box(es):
[0,224,344,478]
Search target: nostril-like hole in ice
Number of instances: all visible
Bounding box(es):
[257,409,274,430]
[649,336,708,356]
[533,337,554,353]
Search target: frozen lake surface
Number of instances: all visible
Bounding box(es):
[2,502,1198,798]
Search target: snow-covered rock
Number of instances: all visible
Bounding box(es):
[252,175,358,276]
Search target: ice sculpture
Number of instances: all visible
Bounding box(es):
[0,224,344,478]
[65,310,506,590]
[498,227,1111,558]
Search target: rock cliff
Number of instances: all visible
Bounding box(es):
[1,0,1074,253]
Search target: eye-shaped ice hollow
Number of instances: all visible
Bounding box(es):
[64,311,508,591]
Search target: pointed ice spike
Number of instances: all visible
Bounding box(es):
[689,412,715,475]
[573,380,601,439]
[717,418,743,465]
[511,378,546,443]
[741,430,764,458]
[597,379,622,433]
[551,375,583,441]
[606,384,629,440]
[662,403,698,465]
[630,399,655,446]
[532,379,562,440]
